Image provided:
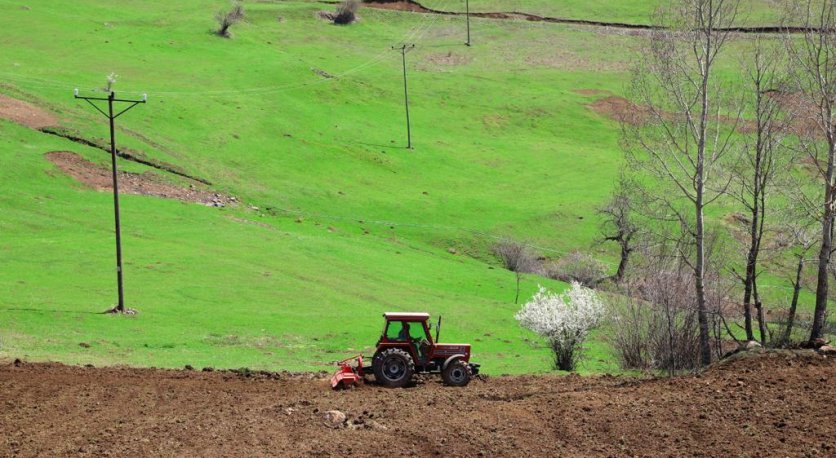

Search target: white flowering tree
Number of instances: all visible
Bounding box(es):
[515,282,606,371]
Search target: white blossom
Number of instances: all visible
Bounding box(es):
[515,282,606,369]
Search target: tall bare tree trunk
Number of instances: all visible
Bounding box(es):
[615,243,630,283]
[782,256,805,345]
[811,150,835,343]
[695,201,712,365]
[694,1,714,366]
[599,175,637,285]
[741,148,761,341]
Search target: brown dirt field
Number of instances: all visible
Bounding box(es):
[1,352,834,457]
[46,151,234,206]
[0,94,58,129]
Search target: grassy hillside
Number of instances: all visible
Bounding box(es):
[0,0,821,375]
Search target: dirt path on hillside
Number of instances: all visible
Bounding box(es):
[1,352,833,457]
[45,151,234,206]
[363,0,815,34]
[582,89,822,137]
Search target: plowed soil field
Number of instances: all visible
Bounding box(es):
[1,352,833,457]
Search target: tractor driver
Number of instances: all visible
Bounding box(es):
[397,322,412,341]
[397,322,428,361]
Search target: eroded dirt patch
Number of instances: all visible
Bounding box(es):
[0,352,833,457]
[588,95,651,125]
[420,51,473,69]
[588,92,825,136]
[46,151,234,206]
[525,51,628,72]
[0,94,58,129]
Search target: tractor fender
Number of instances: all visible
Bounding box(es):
[442,354,466,371]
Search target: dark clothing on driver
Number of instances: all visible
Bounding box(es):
[398,323,412,341]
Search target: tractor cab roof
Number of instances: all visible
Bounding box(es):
[383,312,430,322]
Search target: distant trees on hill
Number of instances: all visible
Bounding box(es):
[508,0,836,373]
[606,0,836,368]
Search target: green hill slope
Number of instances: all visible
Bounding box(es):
[0,0,809,374]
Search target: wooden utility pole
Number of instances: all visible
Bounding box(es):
[74,89,146,312]
[392,43,416,149]
[465,0,471,46]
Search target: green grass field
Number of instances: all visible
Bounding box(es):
[0,0,824,375]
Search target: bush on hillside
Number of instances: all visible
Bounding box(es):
[610,268,702,373]
[334,0,360,25]
[547,251,607,287]
[216,2,245,38]
[493,240,540,274]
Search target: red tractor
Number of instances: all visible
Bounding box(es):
[331,312,480,389]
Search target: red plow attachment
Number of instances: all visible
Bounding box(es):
[330,355,365,390]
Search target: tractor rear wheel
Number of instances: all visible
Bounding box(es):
[442,359,471,387]
[372,348,415,388]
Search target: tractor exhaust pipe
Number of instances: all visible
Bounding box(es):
[436,315,442,342]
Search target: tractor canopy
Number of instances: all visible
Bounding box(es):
[382,312,430,322]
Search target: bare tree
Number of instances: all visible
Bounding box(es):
[777,216,819,346]
[599,173,639,284]
[624,0,741,366]
[216,1,245,38]
[729,37,792,343]
[493,240,539,304]
[783,1,836,344]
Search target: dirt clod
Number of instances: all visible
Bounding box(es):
[324,410,347,428]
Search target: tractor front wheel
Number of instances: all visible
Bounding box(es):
[442,359,472,387]
[373,348,415,388]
